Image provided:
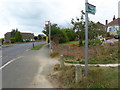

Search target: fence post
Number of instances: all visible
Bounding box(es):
[33,43,34,48]
[60,55,64,67]
[75,65,82,83]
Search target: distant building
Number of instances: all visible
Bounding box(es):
[4,32,34,43]
[96,22,106,31]
[106,16,120,35]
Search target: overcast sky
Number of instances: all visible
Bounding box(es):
[0,0,119,38]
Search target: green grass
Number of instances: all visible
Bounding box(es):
[52,65,119,88]
[50,52,59,58]
[60,41,79,46]
[31,43,46,50]
[65,61,80,64]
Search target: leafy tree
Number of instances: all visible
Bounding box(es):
[61,28,76,41]
[71,10,106,46]
[71,10,85,46]
[38,34,42,40]
[14,31,23,42]
[10,38,16,43]
[11,28,18,37]
[42,24,68,44]
[34,36,38,40]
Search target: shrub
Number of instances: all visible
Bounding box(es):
[70,43,78,47]
[88,39,102,46]
[10,38,16,43]
[117,30,120,34]
[25,40,30,42]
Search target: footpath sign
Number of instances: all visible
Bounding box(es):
[87,3,96,15]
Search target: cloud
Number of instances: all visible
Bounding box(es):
[0,0,119,38]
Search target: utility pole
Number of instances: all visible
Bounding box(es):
[85,0,88,75]
[48,21,52,53]
[84,0,96,75]
[45,21,52,53]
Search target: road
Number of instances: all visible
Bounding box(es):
[1,41,45,66]
[2,45,58,88]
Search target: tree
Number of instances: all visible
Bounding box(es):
[11,28,18,37]
[61,28,76,41]
[71,10,106,46]
[10,28,23,42]
[34,36,38,40]
[14,31,23,42]
[71,11,85,46]
[42,24,68,44]
[38,34,42,40]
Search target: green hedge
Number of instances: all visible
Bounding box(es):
[10,38,16,43]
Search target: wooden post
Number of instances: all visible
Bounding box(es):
[33,43,34,48]
[75,65,82,83]
[60,55,64,67]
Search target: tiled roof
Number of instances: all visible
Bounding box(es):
[107,18,120,26]
[4,32,34,40]
[96,22,105,26]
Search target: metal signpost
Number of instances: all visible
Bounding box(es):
[85,0,96,75]
[45,21,52,52]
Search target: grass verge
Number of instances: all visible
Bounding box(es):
[48,65,119,88]
[31,43,46,50]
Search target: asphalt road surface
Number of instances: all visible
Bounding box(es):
[1,41,45,65]
[2,45,58,88]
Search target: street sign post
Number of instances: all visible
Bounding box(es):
[45,21,52,53]
[85,0,96,75]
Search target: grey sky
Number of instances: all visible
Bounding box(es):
[0,0,119,38]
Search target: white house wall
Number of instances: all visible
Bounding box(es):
[107,25,120,32]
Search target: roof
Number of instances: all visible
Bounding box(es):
[21,33,34,39]
[4,32,34,39]
[107,18,120,26]
[96,22,105,26]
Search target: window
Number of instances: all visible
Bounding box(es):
[109,28,111,32]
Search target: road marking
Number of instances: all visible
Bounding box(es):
[0,56,24,69]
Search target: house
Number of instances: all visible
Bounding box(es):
[21,33,34,41]
[96,22,106,31]
[106,16,120,35]
[4,32,34,43]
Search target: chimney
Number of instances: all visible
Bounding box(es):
[105,20,108,25]
[113,15,115,21]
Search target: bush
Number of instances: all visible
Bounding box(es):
[25,40,30,42]
[70,43,78,47]
[10,38,16,43]
[88,39,102,46]
[117,30,120,34]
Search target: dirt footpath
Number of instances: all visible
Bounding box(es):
[28,46,59,88]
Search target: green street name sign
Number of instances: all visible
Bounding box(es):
[87,3,96,15]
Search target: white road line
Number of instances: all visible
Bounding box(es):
[0,56,24,69]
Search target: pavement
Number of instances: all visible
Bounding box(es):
[2,45,58,88]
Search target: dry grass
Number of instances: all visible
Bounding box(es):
[52,42,118,64]
[48,65,119,88]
